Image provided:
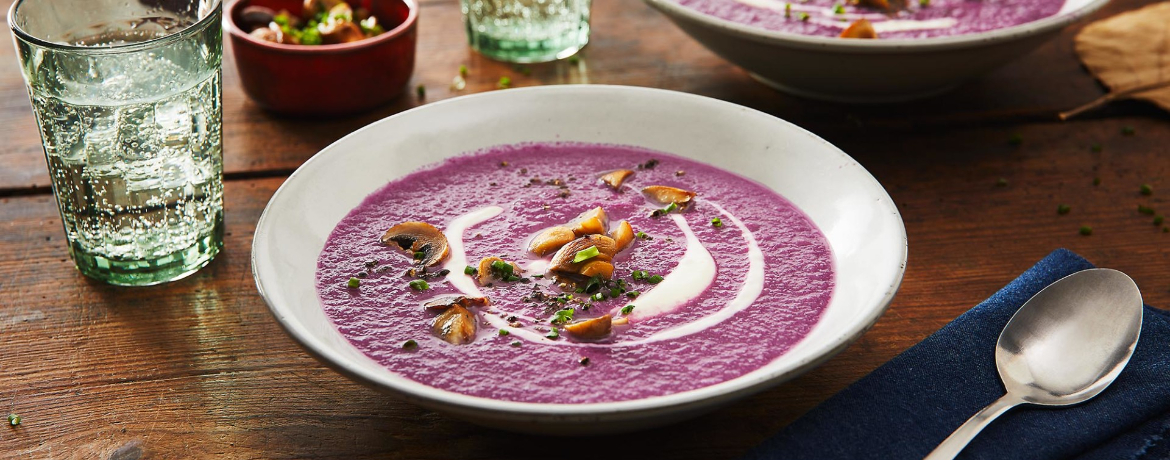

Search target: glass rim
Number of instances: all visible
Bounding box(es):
[7,0,222,54]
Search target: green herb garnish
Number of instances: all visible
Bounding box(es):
[347,277,360,288]
[413,251,426,260]
[551,309,574,325]
[403,340,418,350]
[636,231,651,240]
[490,260,515,279]
[711,217,723,227]
[626,291,640,298]
[459,65,469,77]
[833,4,845,13]
[621,305,636,315]
[918,0,929,6]
[799,12,810,21]
[591,293,606,302]
[1057,204,1071,215]
[631,270,646,280]
[546,328,560,339]
[416,84,425,99]
[785,3,792,17]
[498,76,512,89]
[7,414,20,426]
[498,329,510,336]
[663,202,679,214]
[408,279,430,291]
[573,246,601,263]
[464,265,477,275]
[647,275,664,284]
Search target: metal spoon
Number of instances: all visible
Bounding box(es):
[924,268,1144,460]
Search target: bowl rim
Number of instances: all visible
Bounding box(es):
[251,85,907,417]
[642,0,1109,53]
[224,0,418,54]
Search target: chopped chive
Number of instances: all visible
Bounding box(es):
[7,414,20,426]
[347,277,360,288]
[832,4,845,13]
[996,178,1009,187]
[546,328,560,339]
[511,340,522,347]
[403,339,418,350]
[609,287,622,298]
[551,309,574,325]
[711,217,723,227]
[408,279,430,291]
[1093,177,1102,186]
[591,293,605,302]
[647,275,664,284]
[573,246,601,263]
[1164,227,1169,233]
[1122,126,1136,136]
[1008,133,1023,146]
[785,3,792,17]
[498,329,510,336]
[631,270,646,280]
[464,265,477,275]
[1139,205,1155,215]
[1140,184,1153,196]
[799,12,810,21]
[567,55,580,65]
[413,251,426,260]
[918,0,929,6]
[416,84,425,99]
[626,291,640,298]
[1079,226,1093,236]
[490,260,514,278]
[636,231,651,240]
[1090,143,1103,153]
[621,305,636,315]
[663,202,679,214]
[1155,216,1165,225]
[459,64,468,77]
[1057,204,1071,215]
[498,76,511,89]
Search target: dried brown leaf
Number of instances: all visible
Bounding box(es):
[1061,2,1170,120]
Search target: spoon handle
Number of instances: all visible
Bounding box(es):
[924,394,1022,460]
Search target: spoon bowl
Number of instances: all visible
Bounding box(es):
[926,268,1144,460]
[996,269,1144,405]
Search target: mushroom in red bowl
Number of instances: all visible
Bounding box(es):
[226,0,417,116]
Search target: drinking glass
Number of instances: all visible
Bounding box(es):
[9,0,224,286]
[462,0,591,63]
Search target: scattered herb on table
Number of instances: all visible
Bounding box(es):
[8,414,20,426]
[1090,143,1103,153]
[459,65,468,77]
[1008,133,1023,146]
[1139,205,1155,215]
[1140,184,1153,195]
[498,76,511,89]
[1093,177,1101,186]
[1121,126,1136,136]
[1079,225,1093,236]
[1057,204,1071,215]
[996,178,1009,187]
[1155,216,1165,226]
[416,84,425,99]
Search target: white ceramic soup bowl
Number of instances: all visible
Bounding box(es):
[252,85,907,435]
[644,0,1108,103]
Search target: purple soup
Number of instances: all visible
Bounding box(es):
[676,0,1067,39]
[315,143,834,404]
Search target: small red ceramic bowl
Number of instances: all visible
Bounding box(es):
[226,0,417,117]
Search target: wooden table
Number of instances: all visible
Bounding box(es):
[2,0,1167,457]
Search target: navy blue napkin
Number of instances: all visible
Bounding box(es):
[743,249,1170,460]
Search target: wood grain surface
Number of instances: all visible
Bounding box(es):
[1,0,1168,458]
